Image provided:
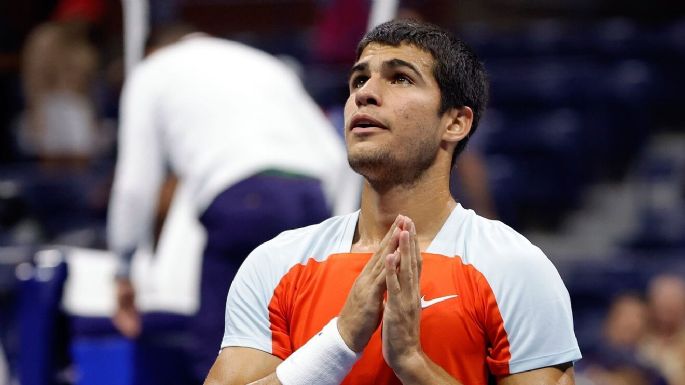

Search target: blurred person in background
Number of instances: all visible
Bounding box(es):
[578,292,666,385]
[602,293,650,356]
[639,274,685,385]
[108,24,351,384]
[9,0,114,248]
[18,0,106,167]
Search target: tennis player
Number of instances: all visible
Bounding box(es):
[204,19,581,385]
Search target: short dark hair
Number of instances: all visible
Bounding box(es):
[356,19,489,165]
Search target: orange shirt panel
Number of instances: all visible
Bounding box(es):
[268,253,511,384]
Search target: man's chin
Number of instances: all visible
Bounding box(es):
[348,152,392,175]
[348,155,410,188]
[348,151,435,189]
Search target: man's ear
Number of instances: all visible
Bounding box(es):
[442,106,473,144]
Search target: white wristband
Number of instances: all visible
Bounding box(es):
[276,317,361,385]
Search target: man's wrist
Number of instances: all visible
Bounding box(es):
[114,268,131,280]
[336,315,364,353]
[390,349,428,382]
[114,248,136,280]
[276,317,361,384]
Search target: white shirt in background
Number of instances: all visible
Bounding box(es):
[108,35,354,259]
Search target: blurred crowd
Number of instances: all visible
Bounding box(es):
[577,274,685,385]
[0,0,684,384]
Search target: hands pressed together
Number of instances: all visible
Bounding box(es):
[338,214,425,377]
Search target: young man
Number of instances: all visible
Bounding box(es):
[205,19,581,385]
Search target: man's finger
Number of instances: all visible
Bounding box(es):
[365,215,403,272]
[411,220,422,280]
[369,226,400,276]
[380,215,403,250]
[379,216,403,254]
[399,230,412,287]
[385,251,401,296]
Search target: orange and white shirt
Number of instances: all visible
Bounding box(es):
[222,204,581,384]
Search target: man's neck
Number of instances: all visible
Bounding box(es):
[352,172,456,253]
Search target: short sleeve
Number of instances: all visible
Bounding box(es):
[480,242,582,375]
[222,244,278,353]
[221,243,293,359]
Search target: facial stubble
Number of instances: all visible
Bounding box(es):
[348,134,439,189]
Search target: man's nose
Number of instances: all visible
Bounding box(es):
[355,76,382,107]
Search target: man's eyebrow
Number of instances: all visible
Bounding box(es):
[348,58,424,80]
[384,59,424,80]
[348,62,368,78]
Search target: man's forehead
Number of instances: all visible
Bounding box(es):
[355,42,434,71]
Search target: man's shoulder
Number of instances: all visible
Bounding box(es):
[125,52,170,87]
[130,37,210,75]
[252,212,356,263]
[455,207,547,266]
[461,209,535,249]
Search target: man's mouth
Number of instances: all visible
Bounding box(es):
[349,115,387,133]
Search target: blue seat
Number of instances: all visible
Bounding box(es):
[17,250,69,385]
[71,337,134,385]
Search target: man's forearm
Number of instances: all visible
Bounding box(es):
[394,351,463,385]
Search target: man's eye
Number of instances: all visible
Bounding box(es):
[351,76,368,89]
[392,74,412,85]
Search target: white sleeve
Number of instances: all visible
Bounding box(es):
[221,243,284,355]
[475,229,582,375]
[107,67,166,269]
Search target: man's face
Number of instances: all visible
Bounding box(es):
[344,42,446,187]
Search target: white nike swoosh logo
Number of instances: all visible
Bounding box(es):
[420,294,459,309]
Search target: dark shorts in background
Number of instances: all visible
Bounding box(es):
[131,171,330,385]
